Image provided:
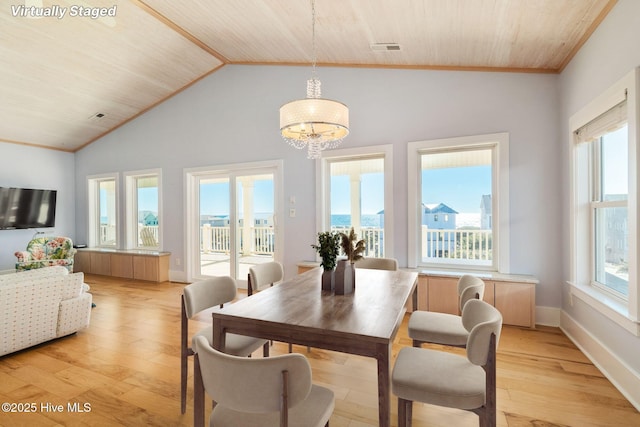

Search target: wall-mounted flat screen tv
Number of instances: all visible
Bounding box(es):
[0,187,57,230]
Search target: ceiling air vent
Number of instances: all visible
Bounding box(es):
[370,43,401,51]
[88,112,106,121]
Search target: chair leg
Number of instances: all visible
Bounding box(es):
[180,296,189,414]
[263,341,270,357]
[398,398,412,427]
[288,343,293,353]
[484,333,497,427]
[412,339,421,348]
[180,351,187,414]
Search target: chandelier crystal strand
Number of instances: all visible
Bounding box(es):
[279,0,349,159]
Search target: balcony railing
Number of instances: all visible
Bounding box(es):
[201,225,275,255]
[421,226,492,261]
[330,226,385,258]
[102,224,492,262]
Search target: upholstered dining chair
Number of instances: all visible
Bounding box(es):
[194,335,335,427]
[392,299,503,427]
[248,261,294,352]
[247,261,284,296]
[354,257,398,271]
[408,274,485,348]
[181,276,269,414]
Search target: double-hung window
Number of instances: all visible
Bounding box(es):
[570,68,639,333]
[408,133,509,271]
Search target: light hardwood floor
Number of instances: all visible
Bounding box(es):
[1,275,638,427]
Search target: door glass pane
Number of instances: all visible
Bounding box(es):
[237,174,275,281]
[136,176,159,248]
[420,148,492,266]
[329,157,384,257]
[199,177,230,277]
[99,180,116,246]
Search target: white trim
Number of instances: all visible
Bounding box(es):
[407,132,510,272]
[123,168,162,250]
[316,144,394,259]
[567,281,640,336]
[535,306,561,327]
[561,311,640,411]
[569,68,639,326]
[86,172,120,249]
[169,269,188,283]
[184,159,284,283]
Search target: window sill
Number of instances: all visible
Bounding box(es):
[567,281,640,336]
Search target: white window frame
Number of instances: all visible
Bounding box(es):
[87,173,120,248]
[124,169,162,250]
[407,133,510,272]
[316,144,394,259]
[569,68,639,335]
[184,160,284,283]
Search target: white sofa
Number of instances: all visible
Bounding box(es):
[0,266,92,357]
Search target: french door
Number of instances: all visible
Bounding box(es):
[185,161,283,285]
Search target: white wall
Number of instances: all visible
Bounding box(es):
[74,63,561,305]
[559,0,640,409]
[0,142,75,271]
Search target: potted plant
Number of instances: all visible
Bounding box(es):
[335,227,365,295]
[311,231,341,291]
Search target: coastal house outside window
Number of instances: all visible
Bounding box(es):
[88,174,119,247]
[569,68,639,333]
[318,145,393,258]
[408,133,510,272]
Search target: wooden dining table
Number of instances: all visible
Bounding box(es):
[194,266,418,427]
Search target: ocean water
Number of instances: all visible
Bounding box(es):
[331,213,481,229]
[331,214,381,228]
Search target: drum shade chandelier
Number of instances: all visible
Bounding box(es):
[279,0,349,159]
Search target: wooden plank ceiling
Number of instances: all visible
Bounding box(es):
[0,0,615,152]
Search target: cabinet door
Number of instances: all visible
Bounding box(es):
[427,277,459,314]
[416,276,429,311]
[133,256,159,282]
[482,281,495,305]
[73,252,90,273]
[90,253,111,276]
[494,282,535,327]
[111,254,133,278]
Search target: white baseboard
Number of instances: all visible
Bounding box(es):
[561,311,640,411]
[169,269,188,283]
[535,306,561,327]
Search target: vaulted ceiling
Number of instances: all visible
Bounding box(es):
[0,0,616,152]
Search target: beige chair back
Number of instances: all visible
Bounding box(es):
[457,274,485,309]
[194,335,312,413]
[461,299,503,366]
[248,261,284,294]
[354,257,398,271]
[183,276,237,318]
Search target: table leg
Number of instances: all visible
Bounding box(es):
[376,343,391,427]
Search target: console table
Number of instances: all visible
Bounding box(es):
[74,248,170,282]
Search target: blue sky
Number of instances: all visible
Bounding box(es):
[422,166,491,213]
[198,180,274,216]
[133,166,491,217]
